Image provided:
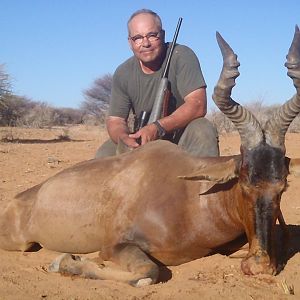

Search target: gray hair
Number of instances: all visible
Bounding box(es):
[127,9,162,34]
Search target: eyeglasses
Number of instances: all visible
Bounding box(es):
[129,31,163,45]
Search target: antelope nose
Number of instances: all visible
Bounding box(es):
[241,254,276,275]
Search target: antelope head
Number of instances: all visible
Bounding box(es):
[212,26,300,275]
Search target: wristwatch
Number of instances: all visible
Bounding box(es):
[153,120,166,138]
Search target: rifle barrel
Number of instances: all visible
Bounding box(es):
[162,17,183,79]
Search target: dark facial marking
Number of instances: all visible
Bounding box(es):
[254,197,273,251]
[244,143,287,185]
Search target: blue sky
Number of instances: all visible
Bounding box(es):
[1,0,299,110]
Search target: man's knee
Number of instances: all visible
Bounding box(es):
[95,139,117,158]
[178,118,219,157]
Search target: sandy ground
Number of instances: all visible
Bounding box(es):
[0,125,300,300]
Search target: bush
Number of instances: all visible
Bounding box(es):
[208,100,300,134]
[0,94,84,127]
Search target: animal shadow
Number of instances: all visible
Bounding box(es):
[1,137,87,144]
[277,224,300,272]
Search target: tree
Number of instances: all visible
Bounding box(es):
[0,95,35,126]
[81,74,112,124]
[0,64,11,95]
[0,64,12,109]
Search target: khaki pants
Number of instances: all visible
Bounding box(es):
[95,117,219,158]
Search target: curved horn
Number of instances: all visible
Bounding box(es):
[212,32,264,150]
[264,25,300,151]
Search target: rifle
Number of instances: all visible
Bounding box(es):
[136,17,183,135]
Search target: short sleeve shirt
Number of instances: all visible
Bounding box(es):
[108,43,206,120]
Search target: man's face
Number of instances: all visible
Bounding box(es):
[128,13,165,66]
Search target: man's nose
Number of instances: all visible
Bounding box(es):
[141,37,151,46]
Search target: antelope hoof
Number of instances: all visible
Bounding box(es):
[48,253,81,273]
[133,277,154,287]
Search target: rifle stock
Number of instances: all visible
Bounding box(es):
[147,77,169,124]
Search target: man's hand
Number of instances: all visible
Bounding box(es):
[106,116,158,148]
[129,123,158,145]
[106,116,139,148]
[120,135,140,148]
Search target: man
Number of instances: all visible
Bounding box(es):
[96,9,219,158]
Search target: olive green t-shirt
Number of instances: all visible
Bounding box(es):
[108,43,206,120]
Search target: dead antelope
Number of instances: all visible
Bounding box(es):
[0,26,300,286]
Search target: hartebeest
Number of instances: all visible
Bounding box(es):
[1,27,300,286]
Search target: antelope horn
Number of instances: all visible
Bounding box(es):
[264,25,300,152]
[213,32,264,150]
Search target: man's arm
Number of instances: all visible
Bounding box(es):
[129,87,207,144]
[106,116,140,148]
[159,87,207,131]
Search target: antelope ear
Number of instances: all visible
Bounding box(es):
[287,157,300,177]
[198,182,217,195]
[116,138,133,155]
[178,157,240,184]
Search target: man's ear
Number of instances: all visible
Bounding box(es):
[128,36,134,51]
[160,29,166,42]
